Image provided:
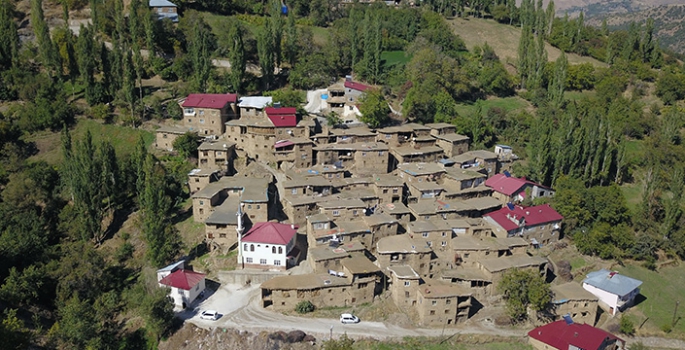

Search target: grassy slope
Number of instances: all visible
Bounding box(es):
[455,96,531,117]
[617,263,685,337]
[25,119,154,165]
[447,17,607,67]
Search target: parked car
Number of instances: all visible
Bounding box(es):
[200,310,219,320]
[340,313,360,324]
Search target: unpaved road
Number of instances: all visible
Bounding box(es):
[182,280,685,348]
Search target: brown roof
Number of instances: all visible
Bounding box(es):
[418,281,472,298]
[319,198,366,209]
[260,274,351,290]
[387,265,420,279]
[551,282,599,303]
[479,255,548,273]
[397,163,445,176]
[341,253,380,274]
[363,213,397,227]
[156,125,189,134]
[441,267,491,282]
[391,146,444,157]
[451,236,506,251]
[376,234,432,254]
[198,140,236,151]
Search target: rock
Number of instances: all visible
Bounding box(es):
[268,331,287,342]
[286,330,306,343]
[303,334,317,344]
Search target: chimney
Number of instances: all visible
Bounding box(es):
[291,224,295,230]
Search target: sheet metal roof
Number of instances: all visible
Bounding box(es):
[583,269,643,297]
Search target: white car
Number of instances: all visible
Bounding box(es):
[200,310,219,320]
[340,313,360,324]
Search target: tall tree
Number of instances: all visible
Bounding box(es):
[31,0,59,75]
[129,0,145,102]
[190,20,212,93]
[0,0,18,69]
[548,52,567,106]
[227,21,246,92]
[359,89,390,128]
[269,0,284,68]
[284,11,298,66]
[348,7,362,68]
[139,155,180,267]
[258,21,275,90]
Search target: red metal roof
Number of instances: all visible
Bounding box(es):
[485,174,548,196]
[528,320,623,350]
[159,269,206,290]
[242,222,298,245]
[344,81,372,92]
[274,140,295,149]
[485,204,563,231]
[182,94,237,109]
[265,107,298,127]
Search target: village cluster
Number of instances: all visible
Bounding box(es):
[153,80,642,349]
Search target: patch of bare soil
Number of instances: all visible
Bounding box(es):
[159,323,318,350]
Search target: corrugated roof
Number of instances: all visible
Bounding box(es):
[241,222,298,245]
[149,0,177,7]
[159,269,205,290]
[182,94,237,108]
[344,80,372,92]
[528,320,623,350]
[583,269,643,297]
[484,204,563,231]
[238,96,272,109]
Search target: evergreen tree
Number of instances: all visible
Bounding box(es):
[122,49,137,122]
[0,0,19,69]
[258,21,275,90]
[130,0,145,102]
[348,7,362,68]
[228,21,246,92]
[545,0,555,36]
[269,0,284,68]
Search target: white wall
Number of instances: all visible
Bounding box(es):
[240,233,295,268]
[166,278,206,311]
[583,283,619,315]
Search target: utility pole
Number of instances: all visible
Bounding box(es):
[673,300,680,327]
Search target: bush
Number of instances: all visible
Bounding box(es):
[619,315,635,335]
[295,300,314,314]
[660,323,672,333]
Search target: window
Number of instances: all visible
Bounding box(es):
[257,205,261,209]
[184,108,194,114]
[405,291,410,298]
[427,242,432,247]
[292,188,297,195]
[430,310,435,315]
[199,119,205,124]
[278,247,283,254]
[245,257,253,263]
[163,134,167,139]
[250,244,255,252]
[362,152,366,157]
[383,189,388,194]
[199,200,204,205]
[379,151,384,156]
[260,259,267,265]
[442,232,446,237]
[393,189,398,193]
[445,310,450,314]
[244,244,247,251]
[431,300,437,306]
[248,205,252,209]
[422,232,429,238]
[217,151,223,156]
[352,210,358,216]
[272,246,276,254]
[199,110,205,115]
[404,281,411,287]
[441,241,447,247]
[385,134,392,139]
[332,210,340,216]
[274,260,281,266]
[446,299,451,304]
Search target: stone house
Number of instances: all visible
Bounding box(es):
[478,255,549,287]
[397,162,446,184]
[407,220,453,251]
[283,176,333,198]
[439,268,493,299]
[282,196,323,228]
[187,168,221,194]
[149,0,178,22]
[372,174,404,204]
[426,123,457,137]
[433,133,470,158]
[451,150,499,178]
[308,241,366,273]
[389,145,444,166]
[485,173,554,204]
[376,234,433,277]
[406,181,444,203]
[181,93,238,135]
[197,140,235,174]
[318,198,367,221]
[444,218,494,237]
[274,138,315,169]
[450,236,528,267]
[379,202,412,225]
[551,282,599,326]
[204,197,242,250]
[239,222,299,271]
[314,142,390,176]
[155,125,188,151]
[362,213,399,251]
[191,176,271,225]
[483,204,563,245]
[387,265,421,307]
[441,168,490,200]
[237,96,272,118]
[416,282,472,326]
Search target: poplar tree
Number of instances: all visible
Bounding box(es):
[548,52,567,107]
[129,0,144,102]
[0,0,19,69]
[190,20,212,93]
[269,0,284,68]
[348,7,361,68]
[140,154,181,267]
[123,49,137,121]
[31,0,59,75]
[284,12,298,66]
[258,21,275,90]
[228,21,246,92]
[545,0,555,36]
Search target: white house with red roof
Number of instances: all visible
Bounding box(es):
[181,93,238,135]
[527,319,625,350]
[484,173,554,204]
[239,222,300,271]
[483,204,563,245]
[158,268,206,310]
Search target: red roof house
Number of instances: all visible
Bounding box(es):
[528,320,624,350]
[344,80,372,92]
[182,93,238,109]
[242,222,298,245]
[483,204,563,242]
[159,269,206,290]
[265,106,298,127]
[485,173,553,203]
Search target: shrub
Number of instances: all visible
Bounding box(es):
[660,323,672,333]
[295,300,314,314]
[619,315,635,335]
